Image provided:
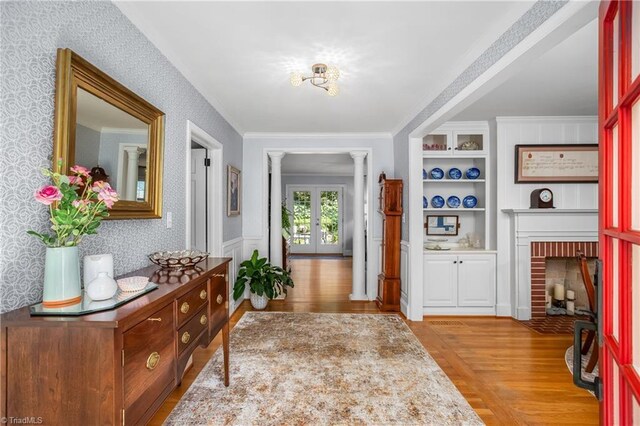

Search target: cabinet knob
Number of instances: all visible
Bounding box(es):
[200,314,208,325]
[181,331,191,344]
[459,261,463,264]
[180,302,190,314]
[447,147,452,150]
[453,260,457,264]
[200,289,207,300]
[146,352,160,370]
[216,294,223,304]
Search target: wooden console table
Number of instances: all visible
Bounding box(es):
[1,257,231,425]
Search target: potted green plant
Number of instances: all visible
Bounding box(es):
[233,250,294,310]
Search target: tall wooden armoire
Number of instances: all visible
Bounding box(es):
[376,174,403,312]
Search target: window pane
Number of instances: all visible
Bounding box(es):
[320,191,339,245]
[633,1,640,80]
[633,101,640,230]
[634,245,640,375]
[613,12,620,107]
[612,125,620,228]
[292,191,311,245]
[613,238,620,340]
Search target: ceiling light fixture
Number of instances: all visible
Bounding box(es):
[290,63,340,96]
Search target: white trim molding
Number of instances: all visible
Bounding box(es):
[222,237,243,315]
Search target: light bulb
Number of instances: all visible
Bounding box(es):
[290,72,303,87]
[326,65,340,82]
[327,82,339,97]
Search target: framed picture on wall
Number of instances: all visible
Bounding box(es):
[425,215,459,236]
[227,165,241,216]
[515,144,598,183]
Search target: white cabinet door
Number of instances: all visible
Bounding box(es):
[457,254,496,307]
[423,255,458,307]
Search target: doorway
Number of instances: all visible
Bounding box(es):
[287,185,343,255]
[184,120,223,257]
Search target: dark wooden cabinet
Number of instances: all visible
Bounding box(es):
[377,175,403,312]
[1,258,231,426]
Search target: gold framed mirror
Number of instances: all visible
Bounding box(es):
[53,48,164,219]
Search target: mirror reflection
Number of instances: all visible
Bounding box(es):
[75,88,149,202]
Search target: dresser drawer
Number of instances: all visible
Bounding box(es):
[177,305,208,356]
[123,303,175,425]
[208,273,227,336]
[176,280,208,326]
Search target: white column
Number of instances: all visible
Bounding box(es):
[124,147,141,201]
[269,152,285,268]
[350,151,367,300]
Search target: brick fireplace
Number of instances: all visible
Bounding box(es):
[530,241,599,318]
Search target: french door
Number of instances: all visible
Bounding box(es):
[599,1,640,423]
[287,186,343,254]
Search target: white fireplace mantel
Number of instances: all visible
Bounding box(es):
[502,208,598,320]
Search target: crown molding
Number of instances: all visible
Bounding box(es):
[243,132,392,140]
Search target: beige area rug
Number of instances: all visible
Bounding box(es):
[165,312,483,425]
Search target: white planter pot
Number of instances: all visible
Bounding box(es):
[250,293,269,310]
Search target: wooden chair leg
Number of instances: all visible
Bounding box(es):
[585,340,599,373]
[582,329,595,355]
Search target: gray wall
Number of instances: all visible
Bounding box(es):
[0,1,242,312]
[75,124,100,168]
[392,0,567,241]
[282,175,355,253]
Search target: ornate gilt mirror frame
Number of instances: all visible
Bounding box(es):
[53,48,164,219]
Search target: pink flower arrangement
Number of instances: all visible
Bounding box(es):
[28,162,119,247]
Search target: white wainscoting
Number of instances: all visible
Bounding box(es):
[400,240,410,317]
[222,237,243,315]
[495,116,598,318]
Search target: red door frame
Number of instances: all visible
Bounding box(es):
[599,1,640,423]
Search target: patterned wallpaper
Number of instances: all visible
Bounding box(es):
[0,1,243,312]
[393,0,568,241]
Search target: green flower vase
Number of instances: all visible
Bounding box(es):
[43,246,82,307]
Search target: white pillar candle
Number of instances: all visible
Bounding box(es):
[566,300,575,316]
[554,283,565,300]
[546,294,552,309]
[566,290,575,300]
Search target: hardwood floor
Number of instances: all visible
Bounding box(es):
[150,257,599,425]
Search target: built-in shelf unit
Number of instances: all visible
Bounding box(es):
[422,121,496,315]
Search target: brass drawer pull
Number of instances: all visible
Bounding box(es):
[200,314,208,325]
[200,289,207,300]
[216,294,223,304]
[146,352,160,370]
[147,317,162,322]
[180,302,189,314]
[181,331,191,344]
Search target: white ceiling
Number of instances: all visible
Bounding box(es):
[453,18,598,121]
[76,88,148,132]
[281,153,355,176]
[116,1,535,134]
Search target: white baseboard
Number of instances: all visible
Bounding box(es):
[496,304,512,317]
[343,249,353,256]
[423,306,496,316]
[517,307,531,321]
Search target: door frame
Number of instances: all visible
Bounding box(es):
[286,184,344,254]
[185,120,223,257]
[262,147,376,299]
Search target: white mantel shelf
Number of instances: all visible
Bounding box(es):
[502,209,598,214]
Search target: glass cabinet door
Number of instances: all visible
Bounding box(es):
[422,132,451,155]
[453,131,486,155]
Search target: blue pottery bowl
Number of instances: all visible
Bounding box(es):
[431,195,445,208]
[465,167,481,180]
[430,168,444,180]
[447,196,461,208]
[423,196,428,208]
[463,195,478,208]
[423,169,428,180]
[448,168,462,180]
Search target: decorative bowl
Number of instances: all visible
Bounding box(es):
[423,196,429,208]
[117,276,149,292]
[465,167,481,179]
[148,250,209,270]
[448,168,462,180]
[430,168,444,180]
[463,195,478,208]
[431,195,445,208]
[447,196,461,208]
